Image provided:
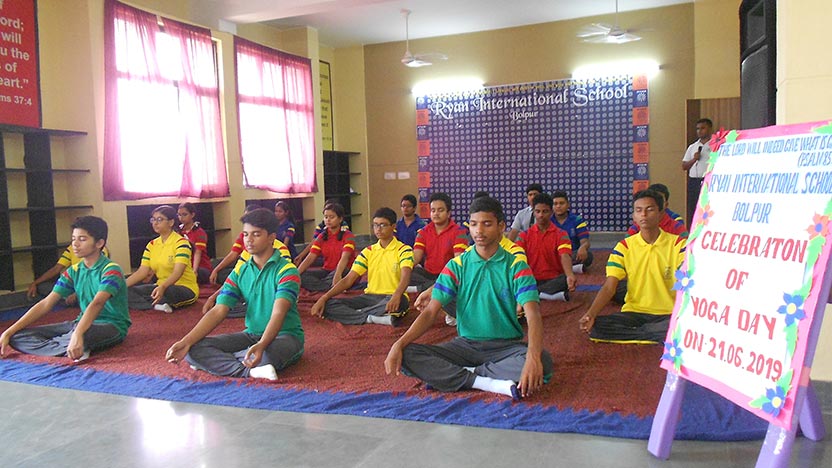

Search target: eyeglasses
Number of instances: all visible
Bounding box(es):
[372,223,392,230]
[149,217,170,224]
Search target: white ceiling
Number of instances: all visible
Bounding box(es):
[195,0,693,47]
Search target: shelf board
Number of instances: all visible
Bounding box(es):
[6,244,66,254]
[8,205,94,212]
[323,150,360,156]
[324,192,361,197]
[211,227,232,233]
[2,168,90,173]
[0,124,87,136]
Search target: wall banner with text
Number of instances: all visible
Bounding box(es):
[0,0,40,128]
[320,60,333,151]
[661,120,832,429]
[415,75,647,229]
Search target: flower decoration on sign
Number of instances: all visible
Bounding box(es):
[760,386,787,417]
[806,213,830,240]
[708,127,730,153]
[699,204,714,226]
[750,370,793,420]
[777,293,806,327]
[661,338,684,370]
[673,269,694,293]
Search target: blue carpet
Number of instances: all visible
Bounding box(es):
[0,359,767,440]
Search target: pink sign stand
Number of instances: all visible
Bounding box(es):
[648,121,832,466]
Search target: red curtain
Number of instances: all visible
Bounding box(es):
[235,37,317,193]
[103,0,228,200]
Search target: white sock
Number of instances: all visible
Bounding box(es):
[406,285,419,294]
[471,376,516,397]
[249,364,278,381]
[366,314,393,326]
[464,366,476,373]
[539,291,567,301]
[572,264,584,274]
[444,315,457,326]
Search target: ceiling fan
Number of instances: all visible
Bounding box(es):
[577,0,642,44]
[401,9,447,68]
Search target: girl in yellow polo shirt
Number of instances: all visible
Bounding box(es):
[125,205,198,312]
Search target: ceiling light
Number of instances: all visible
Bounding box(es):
[412,77,485,96]
[572,59,660,80]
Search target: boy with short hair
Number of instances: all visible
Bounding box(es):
[579,190,687,344]
[410,193,470,292]
[310,207,413,326]
[166,209,303,380]
[396,194,426,247]
[507,183,543,241]
[385,197,554,400]
[517,193,576,301]
[626,184,688,238]
[1,216,130,361]
[551,190,593,273]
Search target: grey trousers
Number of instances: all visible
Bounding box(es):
[409,268,438,292]
[400,336,554,392]
[590,312,670,343]
[186,332,303,378]
[127,284,196,310]
[300,269,335,292]
[574,250,594,269]
[537,275,568,295]
[406,269,457,317]
[323,294,409,325]
[9,320,123,357]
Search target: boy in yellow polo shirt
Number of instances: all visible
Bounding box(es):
[579,190,687,344]
[310,207,413,326]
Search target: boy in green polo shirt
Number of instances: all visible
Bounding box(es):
[310,207,413,326]
[0,216,130,361]
[165,209,303,380]
[384,196,554,400]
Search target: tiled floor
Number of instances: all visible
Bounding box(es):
[1,380,829,468]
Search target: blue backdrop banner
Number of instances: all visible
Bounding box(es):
[415,75,649,231]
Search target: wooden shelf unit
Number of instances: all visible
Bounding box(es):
[0,125,91,291]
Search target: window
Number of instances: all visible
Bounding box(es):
[103,0,228,200]
[235,38,317,193]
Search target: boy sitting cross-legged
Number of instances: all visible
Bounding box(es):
[385,196,554,400]
[310,207,414,326]
[1,216,130,362]
[166,208,304,380]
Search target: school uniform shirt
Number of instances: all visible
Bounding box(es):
[312,220,350,238]
[608,230,687,315]
[140,232,199,297]
[54,254,131,338]
[395,215,426,247]
[178,223,212,271]
[57,245,111,268]
[432,246,539,341]
[413,221,469,275]
[217,249,303,342]
[552,211,590,253]
[627,212,689,239]
[351,238,414,295]
[516,223,572,281]
[510,205,534,232]
[276,219,298,258]
[310,229,356,271]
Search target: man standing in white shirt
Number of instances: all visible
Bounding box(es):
[681,118,713,223]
